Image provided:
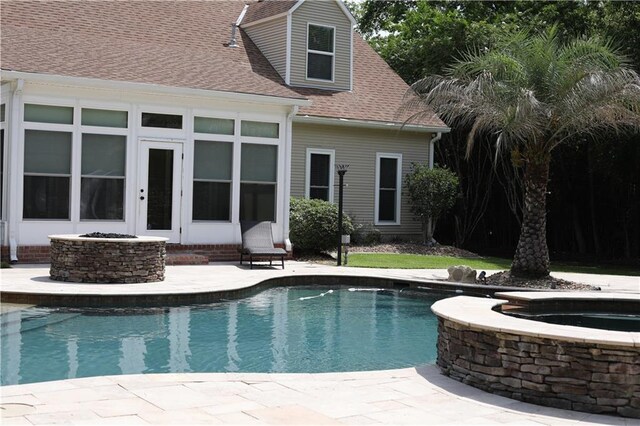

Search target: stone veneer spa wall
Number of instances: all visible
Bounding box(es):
[49,235,167,283]
[432,295,640,418]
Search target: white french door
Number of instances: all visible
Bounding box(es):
[137,141,183,242]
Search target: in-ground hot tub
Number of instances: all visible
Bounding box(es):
[49,234,168,283]
[432,292,640,418]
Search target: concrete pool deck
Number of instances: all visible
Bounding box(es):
[1,262,639,425]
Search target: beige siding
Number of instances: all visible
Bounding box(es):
[244,17,288,80]
[290,0,351,90]
[292,123,432,239]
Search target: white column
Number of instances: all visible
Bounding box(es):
[283,106,298,251]
[7,79,24,257]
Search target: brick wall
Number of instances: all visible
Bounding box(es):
[2,244,292,264]
[436,317,640,418]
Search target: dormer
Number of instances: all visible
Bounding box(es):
[242,0,355,91]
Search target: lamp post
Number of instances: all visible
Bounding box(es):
[336,164,349,266]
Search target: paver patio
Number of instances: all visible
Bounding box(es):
[1,262,638,424]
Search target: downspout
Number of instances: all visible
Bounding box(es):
[283,105,299,252]
[8,79,24,262]
[428,131,442,169]
[427,132,442,245]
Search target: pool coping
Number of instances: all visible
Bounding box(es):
[431,294,640,347]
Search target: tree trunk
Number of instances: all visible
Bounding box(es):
[511,154,551,278]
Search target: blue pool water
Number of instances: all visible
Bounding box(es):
[1,287,443,386]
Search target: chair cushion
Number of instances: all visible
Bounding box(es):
[245,247,286,255]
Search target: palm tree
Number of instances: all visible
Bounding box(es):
[406,28,640,278]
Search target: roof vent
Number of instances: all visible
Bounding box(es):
[228,23,239,48]
[228,4,249,48]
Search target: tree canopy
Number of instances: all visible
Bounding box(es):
[406,27,640,277]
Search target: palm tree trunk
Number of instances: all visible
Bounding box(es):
[511,155,551,278]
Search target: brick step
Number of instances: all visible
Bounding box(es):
[165,253,210,266]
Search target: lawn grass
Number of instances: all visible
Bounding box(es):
[346,253,640,276]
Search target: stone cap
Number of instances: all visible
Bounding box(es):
[496,291,639,302]
[48,234,168,243]
[431,295,640,348]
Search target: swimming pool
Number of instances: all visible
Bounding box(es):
[1,286,442,386]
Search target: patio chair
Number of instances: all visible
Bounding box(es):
[239,221,286,269]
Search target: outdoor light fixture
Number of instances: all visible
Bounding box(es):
[336,164,349,266]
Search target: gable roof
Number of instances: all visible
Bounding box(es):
[242,0,356,27]
[1,0,446,129]
[243,0,299,25]
[295,35,445,128]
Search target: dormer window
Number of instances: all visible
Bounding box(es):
[307,24,335,81]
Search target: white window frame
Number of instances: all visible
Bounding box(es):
[306,22,336,83]
[238,115,284,224]
[191,139,234,223]
[79,106,129,222]
[21,101,76,222]
[374,152,402,226]
[305,148,335,202]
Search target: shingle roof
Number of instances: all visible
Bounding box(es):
[0,1,304,100]
[243,0,299,25]
[1,0,446,129]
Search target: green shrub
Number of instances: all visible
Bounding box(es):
[404,164,459,245]
[351,222,382,246]
[289,197,354,253]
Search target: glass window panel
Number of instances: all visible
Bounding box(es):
[310,153,330,187]
[81,134,126,176]
[1,130,4,217]
[24,104,73,125]
[240,183,275,222]
[81,108,128,128]
[308,25,334,52]
[193,181,231,221]
[0,104,5,122]
[310,187,329,201]
[147,149,174,230]
[240,121,279,138]
[80,178,124,220]
[23,175,70,219]
[241,144,277,182]
[380,158,398,189]
[194,117,234,135]
[308,53,333,80]
[378,190,396,222]
[194,141,232,180]
[141,112,182,129]
[24,130,71,174]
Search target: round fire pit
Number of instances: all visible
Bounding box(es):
[49,234,168,283]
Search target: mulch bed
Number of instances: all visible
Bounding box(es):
[349,243,479,258]
[484,271,597,291]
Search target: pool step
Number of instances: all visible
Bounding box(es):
[165,253,209,266]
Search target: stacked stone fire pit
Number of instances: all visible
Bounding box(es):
[49,234,168,283]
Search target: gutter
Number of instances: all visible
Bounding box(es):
[0,70,312,108]
[293,115,450,134]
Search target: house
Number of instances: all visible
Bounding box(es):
[0,0,448,263]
